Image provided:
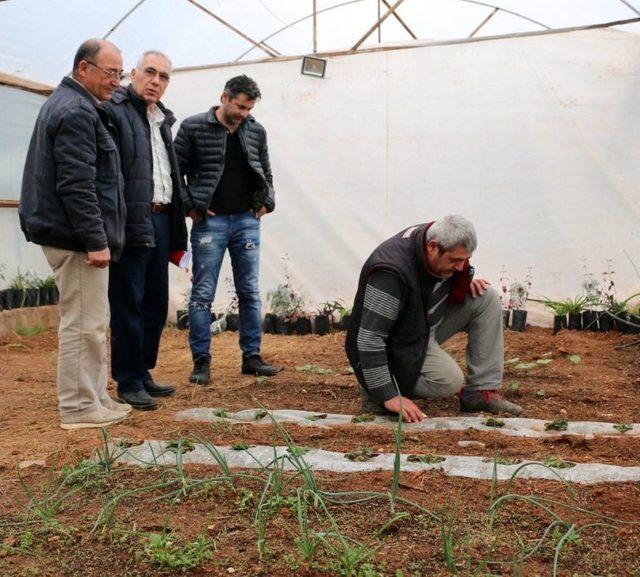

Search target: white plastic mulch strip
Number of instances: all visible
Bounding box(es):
[173,408,640,439]
[113,441,640,484]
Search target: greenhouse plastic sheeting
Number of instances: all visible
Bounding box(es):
[162,28,640,316]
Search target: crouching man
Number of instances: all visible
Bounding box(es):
[345,215,522,422]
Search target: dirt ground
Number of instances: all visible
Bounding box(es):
[1,326,640,576]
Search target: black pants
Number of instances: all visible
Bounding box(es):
[109,212,171,393]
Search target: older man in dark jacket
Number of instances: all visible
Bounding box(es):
[103,51,188,410]
[174,75,278,386]
[19,39,128,429]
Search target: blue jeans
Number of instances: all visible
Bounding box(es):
[189,211,261,362]
[109,212,171,393]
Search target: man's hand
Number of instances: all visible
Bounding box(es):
[383,395,426,423]
[188,208,215,222]
[470,278,491,298]
[85,248,111,268]
[253,206,268,219]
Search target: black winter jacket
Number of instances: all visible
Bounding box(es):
[19,77,126,260]
[103,85,187,251]
[173,107,275,216]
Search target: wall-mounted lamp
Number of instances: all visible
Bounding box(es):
[301,55,327,78]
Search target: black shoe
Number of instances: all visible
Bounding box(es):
[143,379,176,397]
[189,357,211,385]
[117,389,158,411]
[241,354,281,377]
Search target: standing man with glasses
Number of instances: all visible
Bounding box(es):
[174,75,279,386]
[103,51,187,410]
[19,39,129,429]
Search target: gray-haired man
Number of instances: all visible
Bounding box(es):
[346,215,522,423]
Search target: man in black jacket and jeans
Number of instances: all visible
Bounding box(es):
[174,75,279,385]
[19,39,129,429]
[103,51,188,410]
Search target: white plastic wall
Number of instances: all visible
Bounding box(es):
[164,29,640,321]
[0,86,51,287]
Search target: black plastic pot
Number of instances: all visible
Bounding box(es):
[50,285,60,305]
[567,312,582,330]
[5,288,25,309]
[226,313,239,332]
[582,310,598,331]
[614,312,629,333]
[263,313,277,334]
[511,309,527,332]
[314,314,331,336]
[553,314,567,335]
[502,309,510,329]
[25,288,39,307]
[295,316,312,336]
[597,311,613,332]
[337,313,351,331]
[39,287,50,306]
[628,313,640,334]
[176,309,189,330]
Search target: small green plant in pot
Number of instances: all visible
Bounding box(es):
[508,270,532,332]
[336,303,353,331]
[540,297,571,334]
[266,281,304,335]
[7,269,28,309]
[314,300,343,335]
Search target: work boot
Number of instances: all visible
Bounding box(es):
[189,357,211,385]
[241,354,281,377]
[143,378,176,397]
[459,389,522,416]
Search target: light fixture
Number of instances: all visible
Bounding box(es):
[301,55,326,78]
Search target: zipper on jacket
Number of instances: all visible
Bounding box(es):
[205,126,227,209]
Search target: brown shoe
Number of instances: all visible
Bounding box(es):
[460,390,522,416]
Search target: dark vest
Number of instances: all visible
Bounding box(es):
[345,223,472,397]
[103,85,187,250]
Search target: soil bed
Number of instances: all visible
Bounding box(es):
[1,326,640,575]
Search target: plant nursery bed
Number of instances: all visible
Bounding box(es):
[1,326,640,575]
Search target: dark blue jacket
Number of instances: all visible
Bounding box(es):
[173,107,275,216]
[102,85,187,250]
[19,77,126,260]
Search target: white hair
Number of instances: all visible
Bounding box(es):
[426,215,477,253]
[136,50,172,71]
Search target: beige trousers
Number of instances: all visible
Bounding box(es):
[43,246,109,418]
[413,287,504,399]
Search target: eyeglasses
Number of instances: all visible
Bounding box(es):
[86,60,125,81]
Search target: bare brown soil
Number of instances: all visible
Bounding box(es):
[1,326,640,576]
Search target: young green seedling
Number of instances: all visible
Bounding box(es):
[344,448,380,462]
[406,454,445,464]
[544,418,569,432]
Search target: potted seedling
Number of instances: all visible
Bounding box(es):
[499,265,511,328]
[266,281,304,335]
[222,278,240,332]
[564,296,587,330]
[176,288,190,330]
[0,264,5,311]
[22,271,40,307]
[336,304,352,331]
[6,269,28,309]
[540,298,570,334]
[314,300,343,336]
[579,268,603,331]
[294,310,312,336]
[38,275,57,306]
[508,271,532,332]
